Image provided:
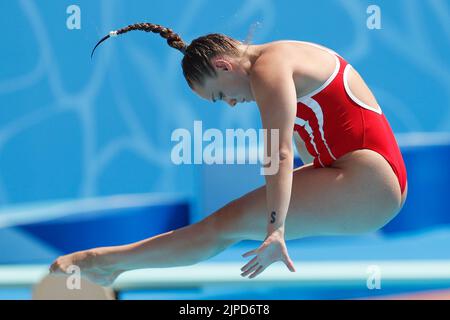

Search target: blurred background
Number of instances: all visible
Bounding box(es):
[0,0,449,300]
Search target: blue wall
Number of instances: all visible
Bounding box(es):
[0,0,449,209]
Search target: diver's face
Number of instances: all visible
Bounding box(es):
[193,58,254,107]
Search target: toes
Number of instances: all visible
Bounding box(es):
[49,260,63,274]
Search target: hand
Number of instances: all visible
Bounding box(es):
[240,229,296,279]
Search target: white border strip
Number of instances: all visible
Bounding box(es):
[1,260,450,290]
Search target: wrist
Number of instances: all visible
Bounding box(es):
[267,226,285,236]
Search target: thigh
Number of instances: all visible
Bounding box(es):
[209,150,402,241]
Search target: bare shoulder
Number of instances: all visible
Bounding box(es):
[252,40,331,66]
[251,40,339,98]
[249,56,293,101]
[249,44,298,112]
[249,44,294,89]
[251,47,291,75]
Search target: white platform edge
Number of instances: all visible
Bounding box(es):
[1,260,450,290]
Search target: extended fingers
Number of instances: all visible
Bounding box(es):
[282,251,296,272]
[241,263,260,277]
[249,265,265,279]
[242,249,258,258]
[285,257,296,272]
[241,256,258,273]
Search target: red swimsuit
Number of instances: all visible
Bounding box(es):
[294,44,407,194]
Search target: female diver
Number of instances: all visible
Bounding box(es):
[50,23,407,285]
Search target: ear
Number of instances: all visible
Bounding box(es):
[213,59,233,72]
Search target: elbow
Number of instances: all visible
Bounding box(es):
[278,148,293,163]
[261,147,293,176]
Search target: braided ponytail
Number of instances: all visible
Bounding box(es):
[91,22,187,58]
[91,22,241,89]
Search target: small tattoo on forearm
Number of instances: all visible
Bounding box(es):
[270,211,276,223]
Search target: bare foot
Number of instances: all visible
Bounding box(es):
[49,250,123,287]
